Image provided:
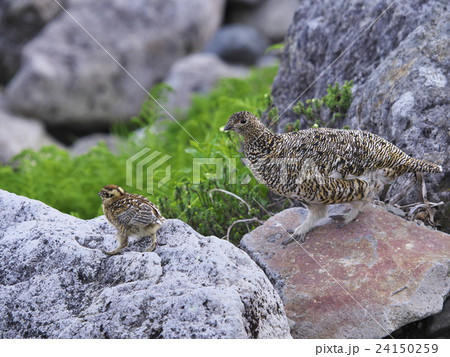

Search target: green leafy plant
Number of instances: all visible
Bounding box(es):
[265,43,285,53]
[291,80,353,128]
[284,119,300,132]
[0,144,126,219]
[158,175,270,245]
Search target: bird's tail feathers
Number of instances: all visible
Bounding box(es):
[409,158,442,174]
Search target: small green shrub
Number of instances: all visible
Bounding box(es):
[291,80,353,129]
[158,175,270,245]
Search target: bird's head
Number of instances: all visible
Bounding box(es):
[98,185,125,203]
[223,111,264,137]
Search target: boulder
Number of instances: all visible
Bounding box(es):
[229,0,300,42]
[0,105,59,164]
[346,14,449,229]
[4,0,225,127]
[204,24,269,65]
[69,133,124,157]
[0,189,291,339]
[0,0,61,84]
[270,0,448,230]
[164,53,248,112]
[240,205,450,338]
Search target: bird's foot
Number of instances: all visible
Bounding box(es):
[331,205,361,227]
[103,240,128,256]
[282,228,306,245]
[103,248,123,256]
[330,214,347,228]
[145,242,157,252]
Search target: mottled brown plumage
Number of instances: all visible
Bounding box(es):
[224,111,442,242]
[98,185,165,255]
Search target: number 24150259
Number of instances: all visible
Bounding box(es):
[376,344,438,354]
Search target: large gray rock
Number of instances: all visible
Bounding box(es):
[0,0,61,84]
[0,189,291,338]
[0,104,59,164]
[69,133,124,157]
[270,0,449,230]
[229,0,300,42]
[241,205,450,338]
[346,14,449,228]
[164,53,248,112]
[271,0,444,123]
[4,0,225,127]
[204,24,269,65]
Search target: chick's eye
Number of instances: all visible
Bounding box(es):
[240,118,247,124]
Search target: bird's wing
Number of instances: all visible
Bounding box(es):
[287,130,371,177]
[117,203,162,227]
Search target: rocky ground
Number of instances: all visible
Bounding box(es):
[1,191,449,338]
[0,189,291,338]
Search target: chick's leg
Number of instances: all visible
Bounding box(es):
[145,225,161,252]
[104,232,128,255]
[145,232,157,252]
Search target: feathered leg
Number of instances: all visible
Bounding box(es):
[284,202,328,245]
[145,232,157,252]
[339,200,368,226]
[144,224,161,252]
[104,232,128,256]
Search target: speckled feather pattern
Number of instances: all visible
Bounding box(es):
[99,185,165,254]
[104,193,165,235]
[226,111,442,205]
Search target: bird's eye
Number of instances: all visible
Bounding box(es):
[240,118,247,124]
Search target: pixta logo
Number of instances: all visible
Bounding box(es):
[126,148,172,194]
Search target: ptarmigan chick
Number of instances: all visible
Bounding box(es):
[224,111,442,243]
[98,185,165,255]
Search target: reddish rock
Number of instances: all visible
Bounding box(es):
[240,205,450,338]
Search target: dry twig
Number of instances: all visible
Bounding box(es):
[209,188,251,214]
[226,217,265,241]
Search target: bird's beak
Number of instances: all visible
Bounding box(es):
[223,120,233,132]
[98,192,101,196]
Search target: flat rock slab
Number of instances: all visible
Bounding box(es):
[241,205,450,338]
[0,189,290,338]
